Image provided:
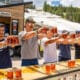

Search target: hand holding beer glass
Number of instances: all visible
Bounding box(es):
[68,33,76,44]
[38,27,49,34]
[51,27,57,34]
[6,36,19,47]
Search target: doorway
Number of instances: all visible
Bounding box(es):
[0,16,11,36]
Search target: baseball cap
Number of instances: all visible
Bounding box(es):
[62,30,69,34]
[26,16,35,23]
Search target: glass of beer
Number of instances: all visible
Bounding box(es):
[6,70,13,79]
[15,37,19,44]
[45,64,51,74]
[62,33,68,39]
[15,69,22,78]
[70,33,76,39]
[54,27,57,34]
[51,27,57,34]
[68,60,75,68]
[51,64,56,72]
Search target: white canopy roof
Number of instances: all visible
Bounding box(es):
[24,9,80,32]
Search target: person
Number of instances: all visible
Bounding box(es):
[58,30,71,61]
[74,44,80,59]
[19,17,46,66]
[41,29,58,63]
[0,24,12,68]
[74,31,80,59]
[38,27,49,57]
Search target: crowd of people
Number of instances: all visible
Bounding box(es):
[0,17,80,68]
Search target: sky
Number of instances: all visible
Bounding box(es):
[24,0,45,9]
[24,0,80,9]
[60,0,80,7]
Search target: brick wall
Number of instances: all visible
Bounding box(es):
[0,5,24,34]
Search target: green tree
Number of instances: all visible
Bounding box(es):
[43,1,47,12]
[43,3,80,23]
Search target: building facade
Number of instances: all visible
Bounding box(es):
[0,0,23,4]
[0,2,32,35]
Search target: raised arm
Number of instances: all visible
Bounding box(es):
[23,31,36,40]
[45,37,59,46]
[21,31,37,40]
[37,27,48,39]
[37,33,46,39]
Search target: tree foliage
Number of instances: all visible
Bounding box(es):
[43,2,80,23]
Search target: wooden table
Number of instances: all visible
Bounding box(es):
[1,59,80,80]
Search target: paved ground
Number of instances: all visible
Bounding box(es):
[12,47,75,67]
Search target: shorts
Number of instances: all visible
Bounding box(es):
[21,58,38,66]
[59,56,71,61]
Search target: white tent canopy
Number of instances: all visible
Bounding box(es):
[24,9,80,32]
